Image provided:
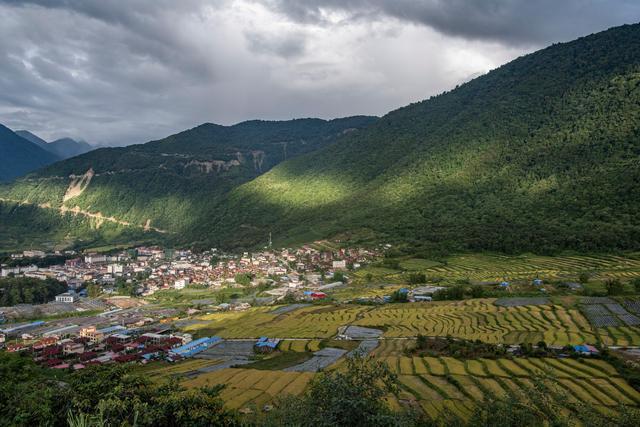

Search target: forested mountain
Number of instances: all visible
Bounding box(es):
[0,117,376,250]
[0,125,60,182]
[15,131,93,160]
[202,23,640,253]
[2,23,640,254]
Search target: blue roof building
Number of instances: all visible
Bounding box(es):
[169,336,221,358]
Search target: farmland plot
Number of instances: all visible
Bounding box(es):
[182,368,314,409]
[389,357,640,419]
[354,300,599,345]
[185,305,368,338]
[413,253,640,283]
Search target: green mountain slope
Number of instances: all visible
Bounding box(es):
[205,23,640,253]
[0,117,376,250]
[0,125,60,182]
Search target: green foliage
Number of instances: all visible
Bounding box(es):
[0,352,238,427]
[413,335,507,359]
[381,259,401,270]
[389,289,408,303]
[0,117,375,251]
[234,273,253,286]
[260,354,414,427]
[204,24,640,254]
[86,283,101,298]
[433,285,466,301]
[405,273,426,285]
[631,277,640,293]
[579,272,591,284]
[332,271,346,283]
[0,277,67,306]
[605,278,625,296]
[115,277,137,297]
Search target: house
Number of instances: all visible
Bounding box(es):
[174,278,190,289]
[332,260,347,269]
[532,279,543,286]
[500,281,510,288]
[412,286,446,296]
[255,337,280,353]
[310,292,327,300]
[573,344,599,355]
[55,291,77,303]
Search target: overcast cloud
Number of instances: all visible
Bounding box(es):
[0,0,638,146]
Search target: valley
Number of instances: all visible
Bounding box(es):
[2,15,640,427]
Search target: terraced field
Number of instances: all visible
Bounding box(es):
[183,305,369,338]
[354,299,640,346]
[174,355,640,418]
[178,299,640,345]
[383,357,640,420]
[278,339,322,352]
[138,359,223,379]
[355,253,640,284]
[181,368,314,409]
[421,254,640,282]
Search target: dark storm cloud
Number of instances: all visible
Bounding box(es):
[0,0,638,146]
[263,0,640,46]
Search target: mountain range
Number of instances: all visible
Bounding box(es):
[15,130,93,160]
[0,117,376,251]
[0,125,60,182]
[1,23,640,254]
[0,127,93,182]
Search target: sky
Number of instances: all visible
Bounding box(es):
[0,1,639,146]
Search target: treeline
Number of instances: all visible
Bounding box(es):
[0,277,67,306]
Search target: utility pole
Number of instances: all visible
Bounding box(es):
[268,232,273,249]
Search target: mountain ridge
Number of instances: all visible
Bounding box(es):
[0,116,377,251]
[2,23,640,253]
[200,23,640,253]
[0,125,60,182]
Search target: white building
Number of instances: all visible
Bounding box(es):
[55,292,77,303]
[332,260,347,269]
[107,264,124,275]
[23,250,46,258]
[1,265,38,277]
[174,278,190,290]
[85,254,107,264]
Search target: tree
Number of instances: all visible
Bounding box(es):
[631,277,640,293]
[390,289,408,303]
[470,286,485,298]
[86,283,102,298]
[0,354,239,427]
[406,273,426,285]
[605,278,624,296]
[332,271,346,283]
[262,355,416,426]
[579,272,591,284]
[234,273,252,286]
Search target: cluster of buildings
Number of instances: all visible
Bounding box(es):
[0,306,204,368]
[1,245,382,301]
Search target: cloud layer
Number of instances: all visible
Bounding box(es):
[0,0,638,145]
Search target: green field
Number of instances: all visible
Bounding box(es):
[353,253,640,285]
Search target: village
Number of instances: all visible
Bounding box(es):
[0,243,393,369]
